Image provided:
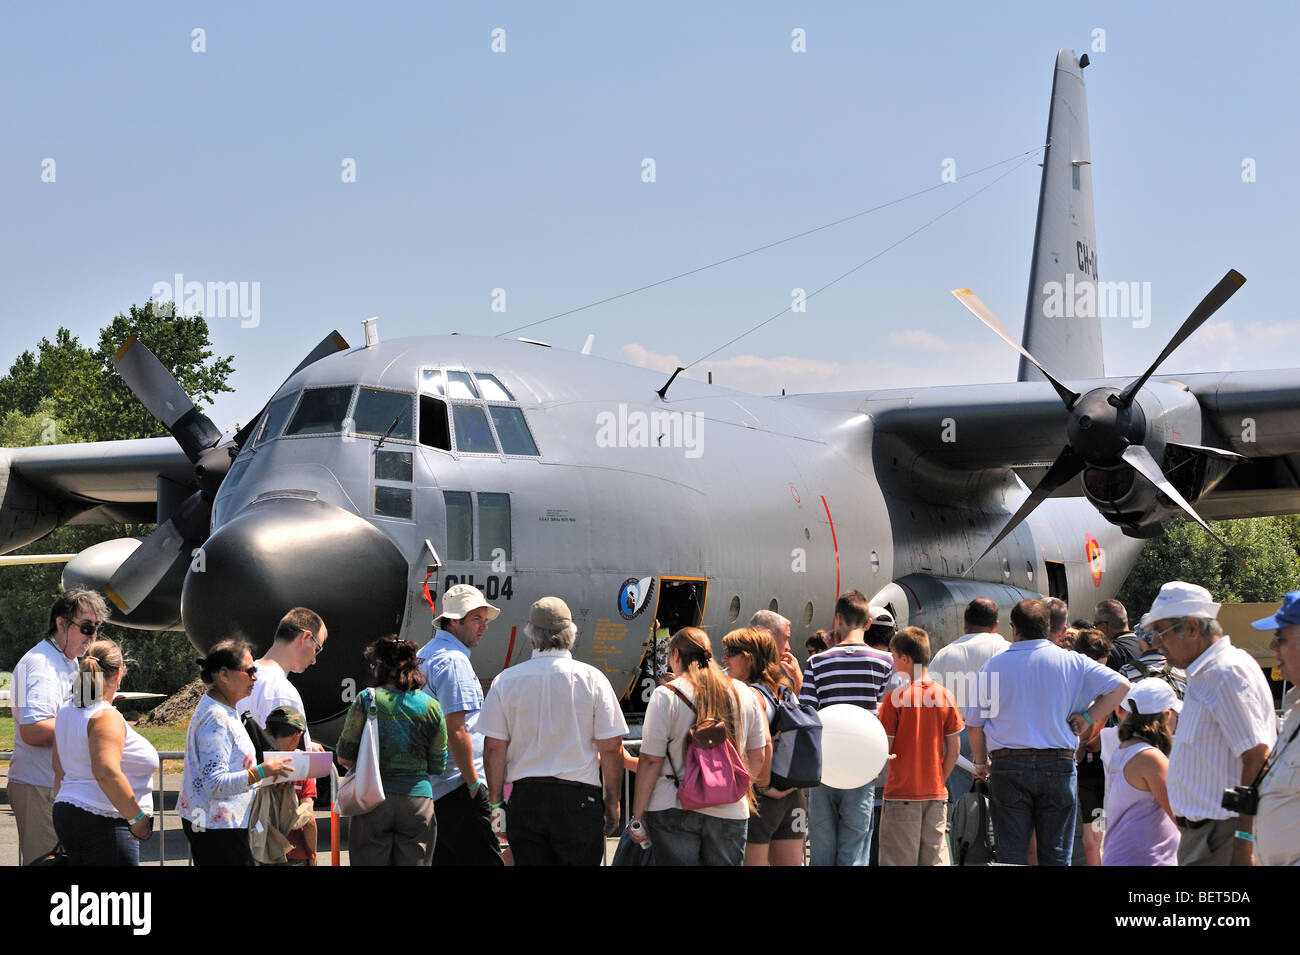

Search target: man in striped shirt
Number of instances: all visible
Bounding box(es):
[802,590,893,865]
[1148,581,1276,866]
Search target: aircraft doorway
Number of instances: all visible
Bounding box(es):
[1044,560,1068,601]
[622,576,708,718]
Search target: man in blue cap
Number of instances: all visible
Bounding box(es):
[1251,592,1300,866]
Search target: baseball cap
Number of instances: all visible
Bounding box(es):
[868,606,895,629]
[530,596,572,630]
[1123,679,1182,716]
[1146,581,1220,622]
[265,704,307,733]
[1251,591,1300,630]
[441,583,501,622]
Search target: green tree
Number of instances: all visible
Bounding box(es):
[1116,516,1300,615]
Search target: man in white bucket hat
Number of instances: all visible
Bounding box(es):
[416,583,503,866]
[1147,581,1276,866]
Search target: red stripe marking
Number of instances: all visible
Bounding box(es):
[503,625,517,669]
[821,495,840,598]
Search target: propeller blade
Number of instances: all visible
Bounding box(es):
[1120,445,1245,565]
[114,337,223,461]
[1116,270,1246,407]
[104,491,212,613]
[952,289,1081,409]
[232,331,350,450]
[968,447,1086,572]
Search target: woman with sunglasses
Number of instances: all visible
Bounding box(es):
[179,639,293,865]
[51,639,158,865]
[721,627,806,866]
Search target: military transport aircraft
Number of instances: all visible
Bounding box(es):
[3,50,1297,739]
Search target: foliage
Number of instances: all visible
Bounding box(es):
[1116,516,1300,616]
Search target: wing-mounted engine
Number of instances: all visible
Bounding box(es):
[953,271,1249,563]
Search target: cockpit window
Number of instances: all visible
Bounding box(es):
[354,388,413,440]
[445,372,480,400]
[285,386,354,436]
[420,369,445,395]
[473,373,514,401]
[452,404,499,453]
[489,406,539,456]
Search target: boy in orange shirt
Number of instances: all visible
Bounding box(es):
[876,627,963,865]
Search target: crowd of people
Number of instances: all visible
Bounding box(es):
[5,577,1299,867]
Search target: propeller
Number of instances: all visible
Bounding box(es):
[103,332,350,613]
[954,270,1246,570]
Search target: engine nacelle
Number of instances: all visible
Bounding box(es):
[62,538,186,630]
[1081,442,1240,538]
[869,574,1043,653]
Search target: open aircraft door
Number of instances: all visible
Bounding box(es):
[623,575,708,716]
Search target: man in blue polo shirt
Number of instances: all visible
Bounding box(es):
[417,583,504,866]
[967,598,1129,865]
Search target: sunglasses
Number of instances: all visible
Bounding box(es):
[73,619,103,637]
[226,664,258,677]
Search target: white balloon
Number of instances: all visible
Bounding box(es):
[818,704,889,789]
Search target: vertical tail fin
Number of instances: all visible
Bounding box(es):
[1019,49,1103,382]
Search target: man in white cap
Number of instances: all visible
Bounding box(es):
[479,596,629,865]
[417,583,503,866]
[1250,591,1300,866]
[1148,581,1276,866]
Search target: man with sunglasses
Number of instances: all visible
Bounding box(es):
[1148,581,1276,866]
[238,607,328,751]
[10,589,109,863]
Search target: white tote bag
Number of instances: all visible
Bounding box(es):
[337,689,386,816]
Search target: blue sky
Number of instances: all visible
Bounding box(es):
[3,1,1297,431]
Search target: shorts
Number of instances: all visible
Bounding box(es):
[747,787,808,845]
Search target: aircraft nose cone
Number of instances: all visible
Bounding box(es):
[181,496,408,724]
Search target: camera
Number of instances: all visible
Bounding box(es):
[1221,785,1260,816]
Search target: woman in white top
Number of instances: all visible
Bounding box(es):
[51,639,159,865]
[179,639,292,866]
[628,628,768,865]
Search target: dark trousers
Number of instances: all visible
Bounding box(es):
[53,802,139,866]
[433,784,503,867]
[182,819,253,866]
[506,781,604,866]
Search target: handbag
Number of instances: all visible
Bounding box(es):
[336,689,386,816]
[611,828,656,866]
[663,683,751,810]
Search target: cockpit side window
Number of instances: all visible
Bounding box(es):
[254,392,298,448]
[285,386,354,435]
[488,406,539,456]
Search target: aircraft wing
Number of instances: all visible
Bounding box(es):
[794,368,1300,519]
[0,437,194,552]
[1170,369,1300,518]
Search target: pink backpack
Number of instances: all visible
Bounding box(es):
[664,683,752,810]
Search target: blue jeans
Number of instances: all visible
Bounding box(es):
[53,801,139,866]
[987,752,1077,865]
[645,808,747,866]
[809,781,876,866]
